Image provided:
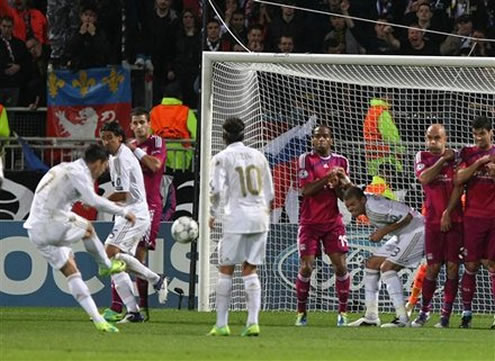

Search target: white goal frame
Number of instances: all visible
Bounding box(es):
[198,52,495,312]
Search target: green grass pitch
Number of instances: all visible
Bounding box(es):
[0,308,493,361]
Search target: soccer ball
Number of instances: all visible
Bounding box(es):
[171,216,199,244]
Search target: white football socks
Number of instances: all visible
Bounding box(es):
[215,273,233,328]
[111,272,139,313]
[243,273,261,326]
[67,273,104,322]
[382,270,408,321]
[82,233,111,268]
[364,268,380,320]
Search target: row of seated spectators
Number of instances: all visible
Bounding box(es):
[1,0,494,110]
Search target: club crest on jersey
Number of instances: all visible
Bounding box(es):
[416,163,425,171]
[298,169,309,179]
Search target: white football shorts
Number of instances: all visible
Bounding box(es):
[105,215,150,255]
[27,211,90,270]
[373,221,425,268]
[218,232,268,266]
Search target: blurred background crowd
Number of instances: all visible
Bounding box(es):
[1,0,494,110]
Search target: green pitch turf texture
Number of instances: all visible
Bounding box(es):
[1,308,493,361]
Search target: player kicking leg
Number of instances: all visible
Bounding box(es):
[104,216,168,323]
[27,214,126,333]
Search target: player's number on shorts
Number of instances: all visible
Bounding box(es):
[338,235,348,248]
[235,165,262,197]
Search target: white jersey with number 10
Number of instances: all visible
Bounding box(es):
[209,142,274,234]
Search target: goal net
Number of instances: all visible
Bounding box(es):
[198,53,495,314]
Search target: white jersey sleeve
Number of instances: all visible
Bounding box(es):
[365,194,411,228]
[209,153,227,218]
[71,175,125,217]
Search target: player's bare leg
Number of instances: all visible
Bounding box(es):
[295,255,314,326]
[208,265,234,336]
[348,256,384,327]
[329,252,350,327]
[240,262,261,336]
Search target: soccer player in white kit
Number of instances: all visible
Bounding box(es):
[207,117,274,337]
[343,186,425,327]
[100,122,167,323]
[23,144,134,333]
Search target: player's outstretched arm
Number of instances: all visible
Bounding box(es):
[369,213,413,242]
[72,177,127,217]
[455,154,492,185]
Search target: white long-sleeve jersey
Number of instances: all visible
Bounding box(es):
[24,158,125,228]
[109,144,149,219]
[365,193,424,236]
[210,142,274,233]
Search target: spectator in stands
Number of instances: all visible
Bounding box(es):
[68,3,111,70]
[246,23,265,51]
[434,0,494,31]
[399,23,439,55]
[365,16,400,55]
[141,0,179,105]
[266,1,305,52]
[228,10,248,45]
[0,0,48,44]
[174,9,201,108]
[323,14,365,54]
[440,15,474,55]
[221,0,239,31]
[204,18,231,52]
[459,28,494,56]
[324,37,345,53]
[25,37,48,109]
[46,0,80,67]
[0,15,30,105]
[277,34,294,53]
[403,2,448,44]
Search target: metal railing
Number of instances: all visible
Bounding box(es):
[1,137,196,172]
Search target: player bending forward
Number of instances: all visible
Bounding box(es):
[23,144,133,333]
[208,117,274,337]
[344,187,425,327]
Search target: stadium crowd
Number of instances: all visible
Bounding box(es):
[1,0,494,109]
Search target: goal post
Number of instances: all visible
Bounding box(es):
[199,52,495,313]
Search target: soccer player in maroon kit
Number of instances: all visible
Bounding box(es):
[455,116,495,329]
[103,107,167,322]
[295,125,352,327]
[412,124,463,328]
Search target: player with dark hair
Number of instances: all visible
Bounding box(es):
[208,117,274,336]
[101,121,168,323]
[344,186,425,327]
[23,144,133,333]
[295,125,352,327]
[455,116,495,329]
[103,108,167,322]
